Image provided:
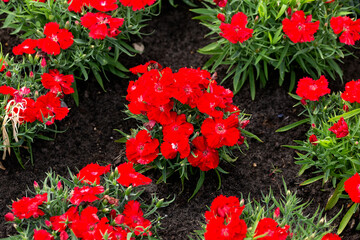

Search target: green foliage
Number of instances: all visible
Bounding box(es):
[193,0,356,99]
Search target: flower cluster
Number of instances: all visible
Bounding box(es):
[125,62,249,173]
[296,75,330,102]
[341,79,360,103]
[330,16,360,45]
[13,22,73,56]
[67,0,156,12]
[4,163,164,239]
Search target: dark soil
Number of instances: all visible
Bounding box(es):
[1,2,360,239]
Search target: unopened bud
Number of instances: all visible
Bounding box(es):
[311,123,316,128]
[102,208,110,213]
[41,58,47,68]
[34,181,39,189]
[45,220,52,227]
[217,13,225,22]
[4,212,14,222]
[110,209,117,219]
[65,21,70,29]
[5,71,11,78]
[115,214,125,225]
[273,207,280,219]
[239,199,245,206]
[125,186,133,196]
[156,198,164,208]
[57,181,62,190]
[48,15,54,21]
[343,105,349,112]
[75,20,80,26]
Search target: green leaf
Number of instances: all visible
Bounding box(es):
[325,178,346,211]
[338,203,358,234]
[300,175,324,186]
[96,55,108,66]
[36,135,54,141]
[198,42,219,53]
[276,4,288,20]
[2,14,15,29]
[241,129,262,142]
[249,67,256,100]
[276,118,310,132]
[328,108,360,122]
[188,171,205,201]
[115,137,128,143]
[71,77,79,106]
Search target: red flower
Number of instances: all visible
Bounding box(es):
[126,130,159,164]
[4,212,15,222]
[213,0,227,7]
[344,173,360,203]
[33,92,69,125]
[123,200,152,236]
[12,39,38,55]
[146,102,174,125]
[205,195,244,221]
[50,207,79,232]
[162,112,194,142]
[219,12,253,44]
[33,229,54,240]
[81,217,114,240]
[217,13,225,22]
[81,12,124,40]
[90,0,118,11]
[77,163,111,184]
[67,0,90,12]
[116,162,152,187]
[41,69,74,95]
[282,10,320,43]
[330,16,360,45]
[37,22,74,55]
[160,138,191,159]
[188,136,219,171]
[201,114,240,148]
[254,218,290,240]
[204,216,247,240]
[309,134,318,146]
[118,0,156,11]
[11,193,47,219]
[0,58,6,72]
[341,79,360,103]
[129,61,163,75]
[322,233,342,240]
[197,92,224,119]
[70,206,99,238]
[69,186,104,205]
[328,117,349,138]
[296,75,330,101]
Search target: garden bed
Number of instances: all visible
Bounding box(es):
[1,2,360,239]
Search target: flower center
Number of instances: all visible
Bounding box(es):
[309,84,318,91]
[171,143,178,150]
[215,123,226,134]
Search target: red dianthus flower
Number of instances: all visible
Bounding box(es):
[322,233,342,240]
[344,173,360,203]
[330,16,360,45]
[328,117,349,138]
[309,134,318,146]
[119,0,156,11]
[90,0,118,12]
[69,186,104,205]
[33,229,54,240]
[76,163,111,184]
[219,12,253,44]
[188,136,219,171]
[341,79,360,103]
[33,92,69,125]
[254,218,290,240]
[11,193,47,219]
[41,69,74,95]
[296,75,330,101]
[282,10,319,43]
[201,114,240,148]
[12,39,38,55]
[67,0,90,12]
[116,162,152,187]
[126,129,159,164]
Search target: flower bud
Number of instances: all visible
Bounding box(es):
[5,71,11,78]
[239,199,245,206]
[28,54,34,64]
[48,15,54,21]
[125,186,133,196]
[57,181,62,190]
[60,231,68,240]
[311,123,316,128]
[41,58,47,68]
[102,208,110,213]
[217,13,225,22]
[343,105,349,112]
[273,207,280,219]
[34,181,39,189]
[156,198,164,208]
[45,220,52,227]
[75,20,80,26]
[237,135,245,145]
[240,119,250,129]
[300,98,307,105]
[65,21,70,29]
[110,209,117,219]
[115,214,125,225]
[4,212,14,222]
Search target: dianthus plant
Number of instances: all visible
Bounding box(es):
[277,76,360,234]
[192,183,340,240]
[192,0,358,99]
[3,162,171,239]
[0,50,71,169]
[0,0,159,96]
[120,61,258,199]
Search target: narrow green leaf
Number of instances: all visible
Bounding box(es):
[328,108,360,122]
[300,175,324,186]
[276,118,310,132]
[338,203,358,234]
[188,171,205,201]
[325,178,346,210]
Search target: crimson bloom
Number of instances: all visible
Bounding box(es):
[11,193,47,219]
[162,112,194,142]
[219,12,253,44]
[33,92,69,125]
[67,0,90,12]
[330,16,360,45]
[129,61,163,75]
[69,186,104,205]
[282,10,320,43]
[205,195,244,221]
[126,130,159,164]
[201,114,240,148]
[12,39,38,55]
[160,138,191,159]
[213,0,227,7]
[341,79,360,103]
[90,0,118,11]
[50,206,79,232]
[322,233,342,240]
[217,13,225,22]
[116,162,152,187]
[81,12,124,39]
[33,229,54,240]
[70,206,99,238]
[188,136,219,171]
[118,0,156,11]
[254,218,290,240]
[309,134,318,146]
[328,117,349,138]
[123,200,152,236]
[41,69,74,95]
[344,173,360,203]
[37,22,74,55]
[296,75,330,101]
[76,163,111,184]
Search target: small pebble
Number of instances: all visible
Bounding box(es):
[253,163,257,167]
